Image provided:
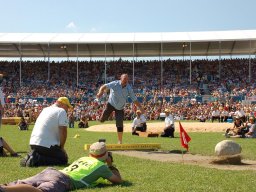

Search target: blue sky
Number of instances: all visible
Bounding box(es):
[0,0,255,33]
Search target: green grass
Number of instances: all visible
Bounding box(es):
[0,122,256,192]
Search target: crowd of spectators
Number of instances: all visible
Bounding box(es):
[1,58,256,124]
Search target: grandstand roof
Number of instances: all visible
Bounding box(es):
[0,30,255,58]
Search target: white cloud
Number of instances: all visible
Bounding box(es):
[65,21,77,31]
[90,27,97,32]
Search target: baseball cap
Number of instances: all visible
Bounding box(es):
[89,142,108,161]
[136,110,141,114]
[57,97,72,108]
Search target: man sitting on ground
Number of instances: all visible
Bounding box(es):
[244,116,256,138]
[78,115,89,128]
[225,116,246,137]
[227,116,256,138]
[18,117,29,130]
[161,109,175,138]
[132,110,147,135]
[0,142,122,192]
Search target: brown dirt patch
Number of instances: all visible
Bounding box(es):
[86,121,232,133]
[86,122,256,171]
[112,150,256,171]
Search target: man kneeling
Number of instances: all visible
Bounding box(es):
[161,109,175,138]
[0,142,122,192]
[132,110,147,135]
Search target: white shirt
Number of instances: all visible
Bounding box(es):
[249,124,256,138]
[106,80,137,110]
[132,114,146,128]
[221,110,229,116]
[212,110,220,116]
[30,105,68,148]
[234,110,245,117]
[165,114,175,129]
[0,87,5,106]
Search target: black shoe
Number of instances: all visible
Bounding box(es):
[26,152,40,167]
[11,153,20,157]
[26,156,35,167]
[20,154,31,167]
[20,151,39,167]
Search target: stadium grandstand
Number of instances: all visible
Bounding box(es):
[0,30,256,123]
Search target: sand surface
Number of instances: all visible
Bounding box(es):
[84,121,256,171]
[86,121,232,133]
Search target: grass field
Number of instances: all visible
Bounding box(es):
[0,121,256,192]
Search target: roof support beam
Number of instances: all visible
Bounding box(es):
[249,40,251,82]
[19,43,22,87]
[76,43,79,87]
[86,44,91,59]
[13,43,21,55]
[38,44,46,58]
[230,41,236,56]
[110,43,114,58]
[206,42,211,57]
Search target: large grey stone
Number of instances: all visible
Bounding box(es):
[215,140,242,156]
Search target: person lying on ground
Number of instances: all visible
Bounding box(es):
[0,141,122,192]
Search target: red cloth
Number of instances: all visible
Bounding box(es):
[179,122,191,151]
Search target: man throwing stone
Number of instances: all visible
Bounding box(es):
[96,73,144,144]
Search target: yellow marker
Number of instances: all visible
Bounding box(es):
[84,143,161,151]
[73,134,80,138]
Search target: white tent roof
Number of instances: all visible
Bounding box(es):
[0,30,255,57]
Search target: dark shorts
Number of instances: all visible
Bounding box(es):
[0,137,3,156]
[3,167,71,192]
[0,137,3,147]
[30,145,68,166]
[101,103,124,131]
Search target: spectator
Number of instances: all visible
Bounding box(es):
[234,104,246,122]
[78,115,89,128]
[0,73,4,128]
[225,116,246,137]
[161,109,175,138]
[244,116,256,138]
[18,116,29,130]
[132,110,147,135]
[68,112,75,128]
[220,108,229,122]
[198,113,206,122]
[211,107,220,123]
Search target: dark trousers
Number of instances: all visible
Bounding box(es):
[0,137,3,156]
[161,126,175,138]
[69,121,74,128]
[220,116,228,122]
[101,103,124,132]
[132,123,147,135]
[212,116,220,122]
[30,145,68,166]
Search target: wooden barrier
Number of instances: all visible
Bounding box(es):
[2,117,21,125]
[2,117,30,125]
[84,143,161,151]
[138,131,160,137]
